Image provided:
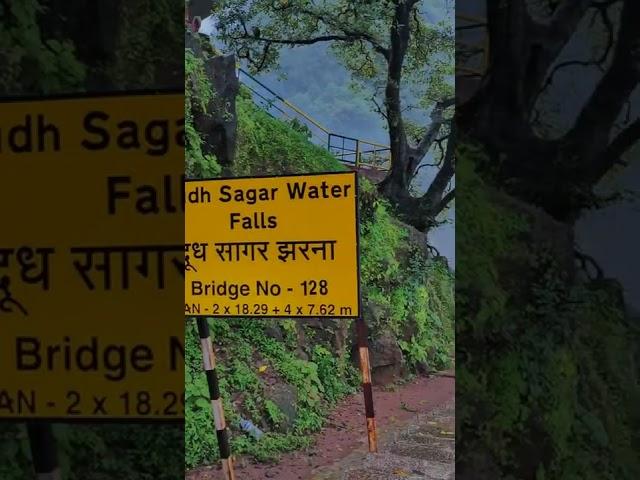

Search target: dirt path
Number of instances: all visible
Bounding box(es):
[187,373,454,480]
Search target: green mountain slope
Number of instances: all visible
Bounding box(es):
[185,62,454,468]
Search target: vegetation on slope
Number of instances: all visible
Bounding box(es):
[456,146,640,480]
[185,49,454,468]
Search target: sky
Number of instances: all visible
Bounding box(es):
[539,4,640,311]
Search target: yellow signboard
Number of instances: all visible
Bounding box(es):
[0,92,184,420]
[185,172,360,318]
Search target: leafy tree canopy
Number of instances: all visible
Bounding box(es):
[215,0,455,233]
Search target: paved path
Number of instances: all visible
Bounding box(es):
[314,399,455,480]
[187,374,454,480]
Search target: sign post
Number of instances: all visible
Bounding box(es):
[185,171,379,461]
[195,318,235,480]
[356,317,378,453]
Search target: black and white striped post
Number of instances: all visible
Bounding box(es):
[196,318,236,480]
[356,316,378,453]
[27,423,61,480]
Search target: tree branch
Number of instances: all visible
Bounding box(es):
[413,98,455,158]
[232,32,361,46]
[591,117,640,181]
[575,249,604,280]
[421,121,456,209]
[566,0,640,178]
[534,0,616,103]
[547,0,592,40]
[231,5,390,59]
[434,188,455,216]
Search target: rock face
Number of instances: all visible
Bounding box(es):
[369,332,405,386]
[202,54,239,167]
[186,32,239,167]
[295,318,352,359]
[265,382,298,431]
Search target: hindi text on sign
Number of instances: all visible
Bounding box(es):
[185,172,360,318]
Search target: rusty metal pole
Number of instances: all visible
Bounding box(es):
[355,316,378,453]
[196,318,236,480]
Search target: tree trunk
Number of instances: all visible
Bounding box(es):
[459,0,640,222]
[378,0,411,196]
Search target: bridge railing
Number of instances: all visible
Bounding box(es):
[237,67,392,171]
[328,133,391,171]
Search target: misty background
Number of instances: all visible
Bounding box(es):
[200,1,456,268]
[456,0,639,311]
[536,4,640,312]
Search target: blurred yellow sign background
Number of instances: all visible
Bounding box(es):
[0,93,184,420]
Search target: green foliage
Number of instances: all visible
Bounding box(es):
[360,187,454,369]
[61,425,183,480]
[456,145,640,479]
[0,426,32,480]
[0,0,182,94]
[185,85,454,469]
[185,47,222,177]
[232,93,345,176]
[0,424,183,480]
[264,400,286,426]
[104,0,184,89]
[286,118,313,139]
[217,0,453,110]
[0,1,85,94]
[185,318,358,467]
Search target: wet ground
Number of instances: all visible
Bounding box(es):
[321,400,455,480]
[187,372,454,480]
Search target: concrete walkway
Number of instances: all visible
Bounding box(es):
[313,399,455,480]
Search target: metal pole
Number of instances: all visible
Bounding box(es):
[355,317,378,453]
[196,318,236,480]
[27,423,61,480]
